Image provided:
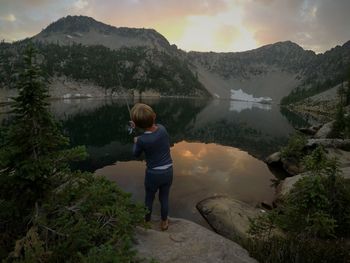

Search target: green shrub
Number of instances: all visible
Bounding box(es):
[244,235,350,263]
[7,172,145,262]
[280,133,307,161]
[246,146,350,262]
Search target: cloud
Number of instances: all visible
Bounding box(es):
[74,0,89,10]
[0,14,16,22]
[0,0,349,52]
[241,0,350,52]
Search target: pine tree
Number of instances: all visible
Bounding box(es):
[0,44,145,262]
[0,44,85,208]
[346,67,350,105]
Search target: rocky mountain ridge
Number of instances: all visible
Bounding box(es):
[33,15,176,54]
[1,15,350,103]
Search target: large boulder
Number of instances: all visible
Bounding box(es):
[314,121,335,139]
[133,217,258,263]
[196,196,263,242]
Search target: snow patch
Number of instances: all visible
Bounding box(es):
[231,89,272,103]
[230,100,272,113]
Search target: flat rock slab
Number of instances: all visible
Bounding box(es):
[133,217,258,263]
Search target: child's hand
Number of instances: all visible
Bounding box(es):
[129,121,136,129]
[134,137,138,143]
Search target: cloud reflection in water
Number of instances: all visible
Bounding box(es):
[96,141,275,225]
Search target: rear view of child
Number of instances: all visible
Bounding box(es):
[130,103,173,231]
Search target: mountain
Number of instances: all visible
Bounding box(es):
[0,16,209,99]
[32,15,176,53]
[281,40,350,104]
[188,41,317,102]
[1,15,349,103]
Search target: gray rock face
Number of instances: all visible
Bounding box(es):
[314,121,335,139]
[265,152,281,164]
[306,138,350,149]
[133,217,258,263]
[196,196,263,242]
[278,166,350,197]
[278,173,308,197]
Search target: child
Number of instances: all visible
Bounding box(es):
[130,103,173,231]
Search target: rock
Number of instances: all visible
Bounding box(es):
[325,148,350,167]
[278,173,308,197]
[196,196,263,242]
[260,201,273,210]
[297,126,318,135]
[266,152,303,175]
[306,139,350,150]
[133,217,258,263]
[278,166,350,197]
[265,152,281,164]
[314,121,335,139]
[281,157,303,175]
[340,166,350,180]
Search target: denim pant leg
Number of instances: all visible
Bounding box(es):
[145,167,173,221]
[144,173,157,222]
[159,180,172,220]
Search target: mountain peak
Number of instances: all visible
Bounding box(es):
[261,41,305,51]
[34,15,173,52]
[42,15,104,34]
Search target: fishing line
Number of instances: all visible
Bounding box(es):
[117,74,131,118]
[117,73,134,135]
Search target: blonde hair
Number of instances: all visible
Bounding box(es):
[131,103,156,129]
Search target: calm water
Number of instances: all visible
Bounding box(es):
[1,97,308,225]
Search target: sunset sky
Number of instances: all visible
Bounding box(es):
[0,0,349,53]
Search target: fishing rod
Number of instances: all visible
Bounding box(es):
[117,73,135,135]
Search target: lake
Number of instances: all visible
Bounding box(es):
[1,97,308,225]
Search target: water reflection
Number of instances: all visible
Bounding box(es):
[229,100,272,112]
[96,141,276,224]
[57,98,303,171]
[1,98,309,225]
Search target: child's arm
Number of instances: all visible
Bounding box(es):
[132,137,143,157]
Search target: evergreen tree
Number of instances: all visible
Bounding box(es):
[0,45,85,255]
[0,45,84,199]
[0,44,145,262]
[347,67,350,105]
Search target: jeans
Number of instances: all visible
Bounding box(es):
[144,166,173,221]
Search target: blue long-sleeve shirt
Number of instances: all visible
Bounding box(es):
[133,124,173,169]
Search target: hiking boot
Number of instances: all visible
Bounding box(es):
[161,219,169,231]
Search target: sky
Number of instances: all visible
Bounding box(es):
[0,0,349,53]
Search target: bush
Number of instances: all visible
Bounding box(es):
[244,235,350,263]
[7,172,145,262]
[246,146,350,262]
[280,133,307,161]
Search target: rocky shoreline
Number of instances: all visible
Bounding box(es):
[133,217,258,263]
[191,119,350,260]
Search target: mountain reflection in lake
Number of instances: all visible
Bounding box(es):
[1,97,308,225]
